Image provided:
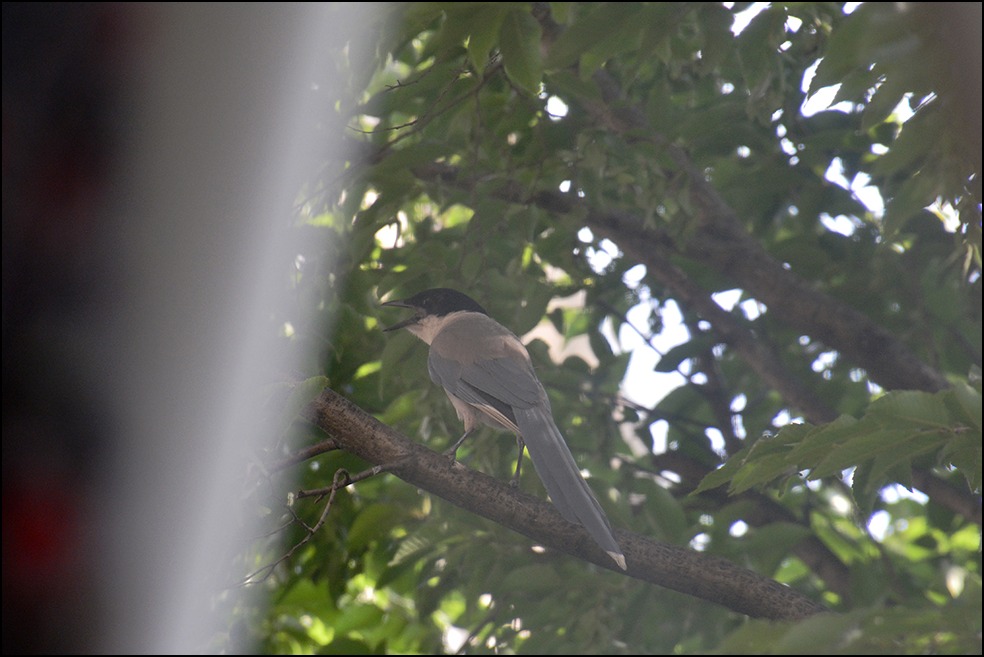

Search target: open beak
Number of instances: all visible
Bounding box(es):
[380,299,421,332]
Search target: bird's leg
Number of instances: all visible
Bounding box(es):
[443,428,473,463]
[511,436,525,487]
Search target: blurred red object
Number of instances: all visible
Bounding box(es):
[2,3,134,652]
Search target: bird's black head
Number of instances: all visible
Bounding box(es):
[381,288,488,332]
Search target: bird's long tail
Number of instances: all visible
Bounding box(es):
[515,407,626,569]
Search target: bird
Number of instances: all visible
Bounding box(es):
[381,287,626,570]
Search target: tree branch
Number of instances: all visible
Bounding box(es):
[303,386,827,620]
[530,1,949,394]
[582,67,951,394]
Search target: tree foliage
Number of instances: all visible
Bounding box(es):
[229,3,981,654]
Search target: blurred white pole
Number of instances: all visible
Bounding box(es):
[98,4,372,652]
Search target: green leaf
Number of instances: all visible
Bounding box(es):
[946,440,983,491]
[693,430,801,495]
[544,69,603,105]
[810,426,934,480]
[559,4,646,75]
[499,10,543,94]
[465,5,508,72]
[644,482,689,542]
[347,503,406,553]
[809,17,866,94]
[332,604,386,636]
[860,73,909,131]
[545,3,618,70]
[637,3,686,64]
[714,617,792,654]
[654,335,716,373]
[322,636,375,655]
[774,611,863,654]
[278,577,337,611]
[783,416,857,465]
[946,382,983,432]
[730,452,796,494]
[513,284,554,334]
[741,522,815,575]
[866,389,950,429]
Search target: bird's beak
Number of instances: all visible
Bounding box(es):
[380,299,420,332]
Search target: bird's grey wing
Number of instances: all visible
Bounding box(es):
[429,352,539,405]
[426,314,543,429]
[428,352,538,431]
